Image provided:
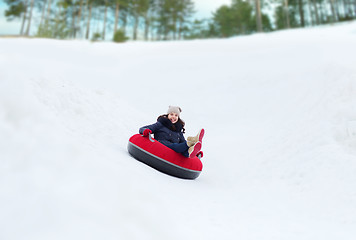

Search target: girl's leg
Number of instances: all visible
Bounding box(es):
[165,142,189,158]
[187,128,205,147]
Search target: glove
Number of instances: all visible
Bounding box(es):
[142,129,152,137]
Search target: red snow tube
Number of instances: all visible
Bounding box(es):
[128,134,203,179]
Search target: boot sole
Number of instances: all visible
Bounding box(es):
[198,128,205,143]
[189,142,202,158]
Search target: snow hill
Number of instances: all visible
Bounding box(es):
[1,21,356,240]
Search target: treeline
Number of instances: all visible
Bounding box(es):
[4,0,356,41]
[207,0,356,38]
[4,0,195,41]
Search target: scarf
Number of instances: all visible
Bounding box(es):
[157,115,183,132]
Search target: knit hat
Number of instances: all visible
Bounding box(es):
[167,106,182,117]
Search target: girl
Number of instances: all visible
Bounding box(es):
[139,106,204,158]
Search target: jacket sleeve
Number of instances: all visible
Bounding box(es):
[139,122,162,134]
[179,132,186,143]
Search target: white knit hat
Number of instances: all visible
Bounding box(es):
[167,106,182,116]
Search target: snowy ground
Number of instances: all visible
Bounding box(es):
[1,21,356,240]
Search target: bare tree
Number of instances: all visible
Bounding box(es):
[85,0,93,39]
[255,0,262,32]
[284,0,290,28]
[25,0,35,35]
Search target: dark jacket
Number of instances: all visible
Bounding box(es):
[139,115,186,146]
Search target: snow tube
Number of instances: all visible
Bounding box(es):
[128,134,203,179]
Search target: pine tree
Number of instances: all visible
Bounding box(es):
[4,0,27,35]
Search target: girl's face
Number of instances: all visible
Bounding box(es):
[168,112,179,124]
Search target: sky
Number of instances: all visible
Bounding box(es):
[194,0,231,18]
[0,0,231,35]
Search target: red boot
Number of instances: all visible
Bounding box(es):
[188,141,202,158]
[187,128,205,147]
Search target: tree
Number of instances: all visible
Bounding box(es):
[213,5,235,37]
[153,0,194,40]
[231,0,254,34]
[128,0,150,40]
[185,19,204,39]
[254,0,262,32]
[4,0,25,21]
[4,0,28,35]
[212,1,255,37]
[177,0,195,39]
[102,0,109,39]
[112,0,129,34]
[284,0,291,28]
[24,0,34,35]
[155,0,173,40]
[297,0,305,26]
[3,0,355,40]
[274,4,298,29]
[113,29,128,42]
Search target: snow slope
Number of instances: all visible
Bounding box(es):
[1,22,356,240]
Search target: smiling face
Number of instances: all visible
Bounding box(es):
[168,112,179,124]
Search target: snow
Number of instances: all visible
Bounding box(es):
[1,21,356,240]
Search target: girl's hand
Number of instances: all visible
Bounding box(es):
[143,129,152,137]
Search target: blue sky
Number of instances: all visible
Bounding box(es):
[0,0,231,35]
